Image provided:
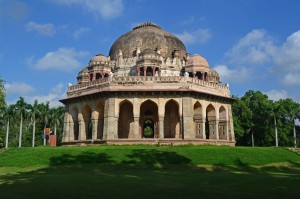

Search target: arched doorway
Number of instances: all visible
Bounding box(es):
[140,100,158,138]
[118,100,134,138]
[83,105,92,140]
[193,102,203,139]
[164,100,180,138]
[206,104,216,139]
[219,106,227,140]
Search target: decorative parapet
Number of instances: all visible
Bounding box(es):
[67,76,230,98]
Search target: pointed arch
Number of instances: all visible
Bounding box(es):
[164,99,180,138]
[193,101,203,139]
[82,104,92,140]
[206,104,216,139]
[140,100,158,138]
[118,100,134,138]
[219,106,227,140]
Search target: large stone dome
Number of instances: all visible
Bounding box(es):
[109,22,187,61]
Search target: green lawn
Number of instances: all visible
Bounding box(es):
[0,145,300,199]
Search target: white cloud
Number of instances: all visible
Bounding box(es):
[7,84,67,108]
[264,89,288,101]
[73,27,90,39]
[25,83,66,107]
[52,0,124,19]
[213,65,249,83]
[272,30,300,86]
[175,28,212,44]
[281,73,300,86]
[226,29,275,65]
[4,82,35,95]
[28,47,89,72]
[25,21,56,36]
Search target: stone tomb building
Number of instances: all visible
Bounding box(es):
[60,22,235,146]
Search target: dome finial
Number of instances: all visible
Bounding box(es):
[133,22,162,30]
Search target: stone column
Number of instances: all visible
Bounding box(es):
[201,118,206,140]
[159,117,164,139]
[138,67,140,76]
[92,118,98,140]
[133,117,139,139]
[103,98,116,140]
[228,105,235,142]
[143,66,146,76]
[69,121,74,141]
[152,66,155,76]
[182,97,194,139]
[78,113,86,140]
[215,120,219,140]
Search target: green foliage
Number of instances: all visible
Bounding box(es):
[233,90,300,147]
[0,96,65,148]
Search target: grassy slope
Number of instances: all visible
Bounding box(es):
[0,146,300,199]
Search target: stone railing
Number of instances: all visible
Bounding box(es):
[68,76,230,97]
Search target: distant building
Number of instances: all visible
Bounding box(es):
[60,22,235,145]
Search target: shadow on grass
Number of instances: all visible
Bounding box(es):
[0,149,300,199]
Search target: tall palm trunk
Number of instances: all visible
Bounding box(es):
[5,119,9,148]
[43,124,46,146]
[293,119,297,148]
[54,123,57,135]
[32,119,36,147]
[18,115,23,147]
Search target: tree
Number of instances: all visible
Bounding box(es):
[0,77,6,113]
[27,100,40,147]
[232,96,253,146]
[39,102,50,145]
[49,106,64,136]
[15,97,29,147]
[277,99,300,147]
[2,105,15,148]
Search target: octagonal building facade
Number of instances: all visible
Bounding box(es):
[60,22,235,146]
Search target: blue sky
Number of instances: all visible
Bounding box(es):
[1,0,300,107]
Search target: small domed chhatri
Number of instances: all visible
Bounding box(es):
[60,22,235,146]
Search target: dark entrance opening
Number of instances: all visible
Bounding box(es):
[143,119,154,138]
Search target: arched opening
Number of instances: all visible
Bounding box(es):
[139,67,145,76]
[140,100,158,138]
[104,73,109,78]
[204,72,208,81]
[206,104,216,139]
[195,72,202,80]
[155,67,159,76]
[146,67,153,76]
[90,74,93,81]
[219,106,227,140]
[118,100,134,138]
[96,73,101,80]
[83,105,92,140]
[143,119,154,138]
[96,102,104,139]
[188,72,193,78]
[193,102,203,139]
[71,107,79,140]
[164,100,180,138]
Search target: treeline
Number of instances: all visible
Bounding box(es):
[0,97,65,148]
[233,90,300,147]
[0,78,65,148]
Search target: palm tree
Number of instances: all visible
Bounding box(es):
[2,105,15,148]
[39,102,50,146]
[28,100,40,147]
[15,97,28,147]
[49,106,64,136]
